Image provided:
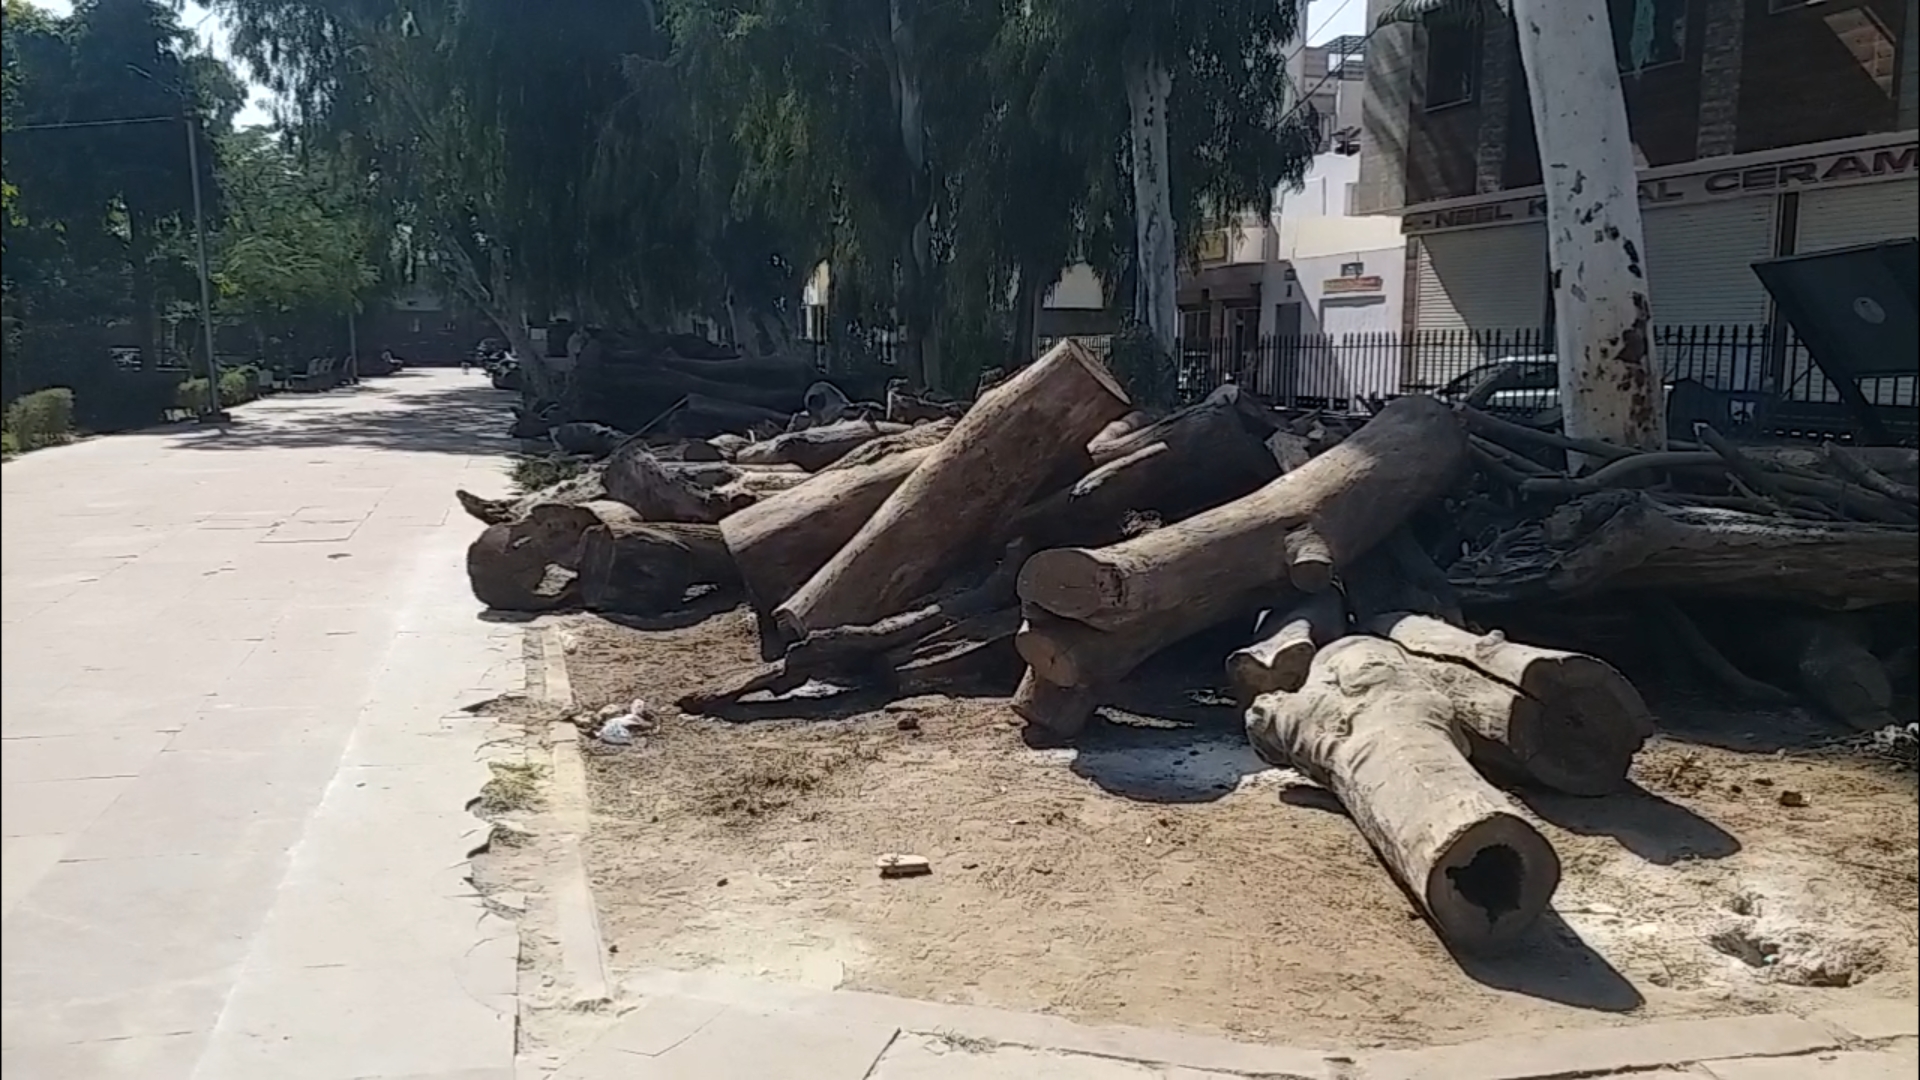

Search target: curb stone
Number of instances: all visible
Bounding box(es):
[533,623,612,1010]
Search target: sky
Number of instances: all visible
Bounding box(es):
[27,0,1369,133]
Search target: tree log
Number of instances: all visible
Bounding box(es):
[1451,491,1919,611]
[1015,583,1258,694]
[1371,614,1652,796]
[1015,384,1283,549]
[823,418,954,472]
[603,444,753,523]
[1011,668,1099,739]
[774,340,1129,642]
[720,445,935,639]
[1245,637,1562,950]
[734,418,912,472]
[1227,591,1348,705]
[464,502,602,611]
[1753,614,1898,731]
[455,464,609,526]
[1019,395,1469,631]
[575,502,740,614]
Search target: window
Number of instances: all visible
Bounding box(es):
[1612,0,1689,74]
[1339,260,1366,278]
[1422,22,1478,110]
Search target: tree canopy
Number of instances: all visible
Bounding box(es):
[215,0,1317,393]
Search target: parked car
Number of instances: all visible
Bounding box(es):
[1436,355,1561,421]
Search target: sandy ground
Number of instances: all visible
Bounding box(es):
[536,606,1917,1050]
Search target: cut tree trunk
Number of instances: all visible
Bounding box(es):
[603,444,752,523]
[1011,668,1100,741]
[824,418,953,472]
[735,418,911,472]
[773,340,1129,643]
[720,445,935,645]
[1019,394,1468,632]
[1014,385,1283,549]
[1245,636,1562,951]
[1123,45,1179,362]
[1371,613,1653,796]
[1450,491,1920,610]
[1511,0,1664,459]
[1753,614,1898,731]
[464,502,602,611]
[575,501,740,615]
[1227,590,1348,706]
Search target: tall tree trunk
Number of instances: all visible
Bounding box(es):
[1011,259,1043,367]
[1511,0,1664,461]
[885,0,939,391]
[1122,45,1178,363]
[128,214,159,372]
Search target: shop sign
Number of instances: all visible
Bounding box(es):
[1405,142,1917,233]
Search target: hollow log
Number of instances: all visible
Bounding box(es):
[1019,395,1468,632]
[1372,614,1653,796]
[1227,591,1348,705]
[824,418,954,472]
[1245,636,1561,951]
[734,418,912,472]
[720,445,935,638]
[774,340,1130,642]
[575,502,740,614]
[1451,491,1919,611]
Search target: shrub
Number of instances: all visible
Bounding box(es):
[174,378,216,411]
[175,367,261,411]
[2,387,77,451]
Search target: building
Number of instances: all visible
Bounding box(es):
[1353,0,1918,370]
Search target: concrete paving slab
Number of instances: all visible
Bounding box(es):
[1817,999,1920,1042]
[1702,1049,1916,1079]
[0,1030,205,1080]
[1356,1015,1839,1080]
[556,1001,899,1080]
[0,776,136,837]
[871,1034,1243,1079]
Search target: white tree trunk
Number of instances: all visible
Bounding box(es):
[1511,0,1665,460]
[1123,49,1178,362]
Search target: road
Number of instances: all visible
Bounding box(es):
[2,370,520,1079]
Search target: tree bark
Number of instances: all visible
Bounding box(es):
[1011,668,1100,740]
[773,340,1129,643]
[1015,581,1258,699]
[1372,614,1653,796]
[575,502,740,615]
[1245,637,1562,951]
[1019,394,1468,632]
[720,445,935,638]
[1123,45,1179,362]
[1511,0,1664,459]
[1227,591,1348,705]
[735,418,911,472]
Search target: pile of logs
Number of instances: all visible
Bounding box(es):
[457,339,1918,956]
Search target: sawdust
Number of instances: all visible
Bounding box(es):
[555,608,1919,1050]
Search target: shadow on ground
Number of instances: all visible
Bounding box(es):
[152,372,520,457]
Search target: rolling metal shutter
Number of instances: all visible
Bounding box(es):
[1642,196,1776,328]
[1796,178,1920,254]
[1412,226,1548,333]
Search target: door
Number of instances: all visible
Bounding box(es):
[1318,296,1394,403]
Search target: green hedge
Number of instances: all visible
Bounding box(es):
[174,366,263,411]
[2,387,77,452]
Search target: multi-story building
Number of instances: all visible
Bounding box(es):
[1353,0,1917,346]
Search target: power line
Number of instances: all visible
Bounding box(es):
[8,115,182,132]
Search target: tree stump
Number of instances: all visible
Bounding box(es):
[1019,394,1468,632]
[1246,637,1562,951]
[774,340,1129,643]
[1372,614,1652,796]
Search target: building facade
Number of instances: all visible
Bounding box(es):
[1354,0,1918,357]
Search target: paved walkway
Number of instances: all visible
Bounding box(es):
[2,371,520,1079]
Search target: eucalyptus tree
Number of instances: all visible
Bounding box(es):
[1384,0,1661,456]
[1022,0,1314,365]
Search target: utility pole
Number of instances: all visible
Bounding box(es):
[183,113,228,423]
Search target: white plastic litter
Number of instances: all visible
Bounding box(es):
[595,698,653,746]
